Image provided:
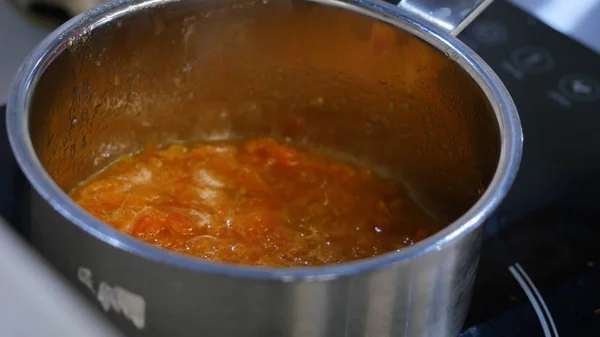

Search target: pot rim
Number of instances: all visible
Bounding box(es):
[6,0,522,281]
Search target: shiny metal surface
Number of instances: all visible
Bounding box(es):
[0,217,123,337]
[397,0,494,35]
[7,0,522,336]
[2,0,600,109]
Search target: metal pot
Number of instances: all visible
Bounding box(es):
[7,0,522,336]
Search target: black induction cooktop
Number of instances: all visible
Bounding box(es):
[3,1,600,336]
[457,1,600,336]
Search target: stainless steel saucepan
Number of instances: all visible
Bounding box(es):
[7,0,522,336]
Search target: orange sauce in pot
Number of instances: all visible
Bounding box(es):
[71,137,440,267]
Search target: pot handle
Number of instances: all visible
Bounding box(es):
[396,0,494,36]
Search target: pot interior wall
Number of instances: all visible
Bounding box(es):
[28,0,500,224]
